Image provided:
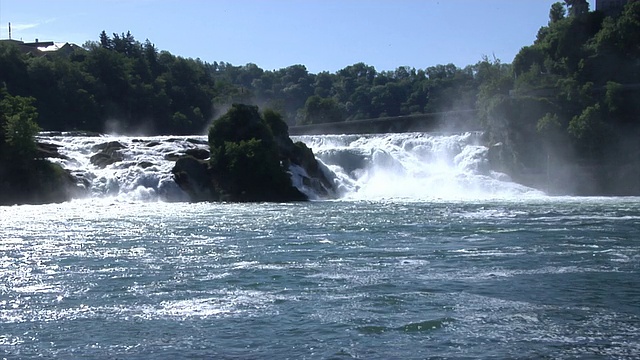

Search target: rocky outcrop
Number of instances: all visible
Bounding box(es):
[165,148,209,162]
[90,141,125,168]
[0,160,83,205]
[184,148,209,160]
[36,142,68,160]
[172,104,336,202]
[0,140,88,205]
[289,141,335,198]
[172,156,218,202]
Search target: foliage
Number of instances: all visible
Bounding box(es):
[208,104,303,201]
[300,95,343,124]
[568,103,609,157]
[0,88,77,205]
[565,0,589,17]
[0,30,496,135]
[549,2,566,24]
[0,34,216,134]
[0,89,41,162]
[477,1,640,193]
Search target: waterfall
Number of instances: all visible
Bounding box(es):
[295,132,543,200]
[39,131,543,202]
[40,133,206,202]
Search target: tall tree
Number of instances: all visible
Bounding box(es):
[564,0,589,17]
[99,30,111,49]
[0,90,40,161]
[550,2,566,24]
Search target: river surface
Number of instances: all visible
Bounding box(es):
[2,198,639,359]
[1,133,640,359]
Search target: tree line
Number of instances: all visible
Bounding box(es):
[479,0,640,193]
[0,30,505,134]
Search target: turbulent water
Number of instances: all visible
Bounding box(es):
[1,132,639,359]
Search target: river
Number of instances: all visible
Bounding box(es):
[1,132,639,359]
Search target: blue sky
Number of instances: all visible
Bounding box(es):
[0,0,596,74]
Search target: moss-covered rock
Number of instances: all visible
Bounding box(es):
[0,160,81,205]
[172,104,334,202]
[0,90,84,205]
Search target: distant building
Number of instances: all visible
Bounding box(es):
[596,0,637,16]
[0,39,81,57]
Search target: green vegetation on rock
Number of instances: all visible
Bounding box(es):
[208,104,306,202]
[0,88,76,205]
[173,104,332,202]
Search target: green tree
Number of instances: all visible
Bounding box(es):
[0,90,40,162]
[568,103,609,158]
[0,42,29,95]
[565,0,589,17]
[208,104,302,201]
[550,2,566,24]
[300,95,343,124]
[99,30,111,49]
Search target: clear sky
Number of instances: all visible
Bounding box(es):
[0,0,596,74]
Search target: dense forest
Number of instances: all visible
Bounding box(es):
[0,29,495,134]
[1,0,639,197]
[480,0,640,194]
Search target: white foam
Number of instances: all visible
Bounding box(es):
[41,131,545,202]
[40,134,204,202]
[296,132,545,201]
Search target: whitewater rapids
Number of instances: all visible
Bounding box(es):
[39,131,543,202]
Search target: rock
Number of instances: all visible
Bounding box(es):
[165,153,182,161]
[164,149,209,161]
[172,104,336,202]
[184,148,210,160]
[171,155,218,202]
[290,141,335,198]
[0,160,86,205]
[36,141,68,160]
[90,141,125,168]
[91,141,126,152]
[186,138,208,145]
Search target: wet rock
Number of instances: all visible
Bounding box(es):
[172,155,218,202]
[184,148,210,160]
[165,153,182,161]
[90,141,126,168]
[290,141,335,198]
[0,160,85,205]
[186,138,208,145]
[36,142,68,160]
[91,141,126,152]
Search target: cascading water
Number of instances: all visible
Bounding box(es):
[296,132,543,200]
[41,134,208,202]
[40,131,543,202]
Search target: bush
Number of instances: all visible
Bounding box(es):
[0,90,40,162]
